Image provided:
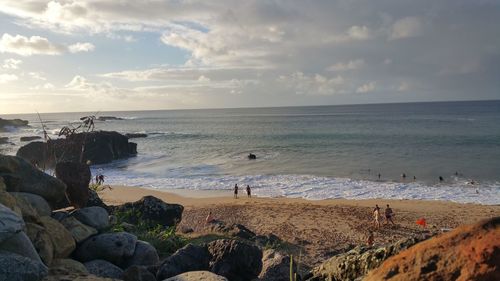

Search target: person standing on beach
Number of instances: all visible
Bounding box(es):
[234,184,238,199]
[246,185,251,198]
[384,204,395,225]
[373,205,381,229]
[366,231,375,246]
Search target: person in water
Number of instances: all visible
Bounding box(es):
[384,204,395,225]
[401,173,407,180]
[234,184,238,199]
[439,176,444,182]
[373,205,381,229]
[246,185,251,198]
[378,173,381,180]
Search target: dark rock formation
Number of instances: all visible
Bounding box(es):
[0,118,29,132]
[38,216,76,259]
[84,259,124,279]
[365,217,500,281]
[55,162,91,208]
[10,192,51,217]
[25,223,54,265]
[71,206,110,231]
[0,137,9,144]
[74,232,137,265]
[0,250,48,281]
[21,136,42,142]
[248,153,257,160]
[0,202,25,243]
[207,239,263,281]
[112,196,183,228]
[0,155,67,208]
[60,217,98,243]
[125,133,148,139]
[308,235,433,281]
[87,189,110,211]
[122,240,159,268]
[123,265,156,281]
[16,131,137,168]
[0,232,43,263]
[156,244,211,280]
[97,116,123,121]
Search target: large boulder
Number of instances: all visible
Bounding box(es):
[38,216,76,258]
[123,240,159,268]
[71,206,109,231]
[163,271,228,281]
[74,232,137,265]
[49,258,88,275]
[84,260,124,279]
[365,217,500,281]
[55,162,91,208]
[308,235,430,281]
[0,177,22,215]
[0,118,29,132]
[60,216,98,243]
[0,250,48,281]
[0,231,43,263]
[0,202,24,243]
[16,131,137,168]
[112,196,183,228]
[10,192,51,216]
[122,265,156,281]
[156,244,212,280]
[207,239,263,281]
[259,250,296,281]
[0,155,67,208]
[26,223,54,265]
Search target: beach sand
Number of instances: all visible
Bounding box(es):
[100,186,500,266]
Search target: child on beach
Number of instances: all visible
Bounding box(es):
[205,211,216,224]
[366,231,375,246]
[234,184,238,199]
[246,185,251,198]
[373,205,381,229]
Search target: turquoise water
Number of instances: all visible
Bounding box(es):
[2,100,500,204]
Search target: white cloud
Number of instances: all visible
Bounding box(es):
[30,83,55,90]
[2,58,22,69]
[65,75,91,90]
[0,74,18,83]
[356,81,376,93]
[347,25,371,40]
[390,17,423,39]
[28,72,46,81]
[278,72,345,95]
[327,59,365,71]
[0,33,65,56]
[68,42,95,53]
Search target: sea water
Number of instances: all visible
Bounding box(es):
[2,100,500,204]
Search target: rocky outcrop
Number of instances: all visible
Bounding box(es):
[0,137,9,144]
[157,244,211,280]
[55,162,91,208]
[0,118,29,131]
[71,206,110,231]
[308,235,431,281]
[112,196,183,228]
[74,232,137,265]
[207,239,263,281]
[0,155,67,208]
[0,250,48,281]
[259,250,296,281]
[16,131,137,168]
[84,259,124,279]
[163,271,229,281]
[364,217,500,281]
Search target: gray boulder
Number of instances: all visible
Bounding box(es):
[84,259,124,279]
[74,232,137,265]
[72,206,109,231]
[0,155,66,208]
[207,239,263,281]
[0,250,48,281]
[25,223,54,265]
[123,240,159,268]
[258,250,296,281]
[122,265,156,281]
[61,216,98,243]
[38,216,76,259]
[0,231,43,263]
[112,196,183,228]
[10,192,51,216]
[0,203,24,243]
[48,258,88,275]
[163,271,228,281]
[156,244,211,280]
[51,210,70,222]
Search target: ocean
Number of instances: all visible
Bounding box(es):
[2,100,500,205]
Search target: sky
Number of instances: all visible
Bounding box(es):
[0,0,499,114]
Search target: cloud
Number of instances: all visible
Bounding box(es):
[27,72,46,81]
[65,75,91,90]
[347,26,371,40]
[68,42,95,53]
[0,33,65,56]
[356,81,376,93]
[0,73,18,83]
[2,58,22,69]
[277,72,345,95]
[397,81,410,92]
[30,83,55,90]
[326,59,365,71]
[390,17,423,39]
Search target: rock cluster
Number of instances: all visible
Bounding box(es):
[0,117,29,132]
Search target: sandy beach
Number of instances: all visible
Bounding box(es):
[100,185,500,266]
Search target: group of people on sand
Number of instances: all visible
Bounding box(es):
[233,184,251,199]
[372,204,395,229]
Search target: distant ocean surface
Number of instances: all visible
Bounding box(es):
[2,100,500,205]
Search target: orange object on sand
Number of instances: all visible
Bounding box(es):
[416,218,427,227]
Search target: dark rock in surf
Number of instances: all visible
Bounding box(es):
[125,133,148,139]
[20,136,42,142]
[0,118,29,132]
[97,116,124,121]
[248,153,257,160]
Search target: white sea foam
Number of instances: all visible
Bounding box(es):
[93,168,500,205]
